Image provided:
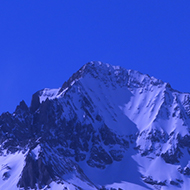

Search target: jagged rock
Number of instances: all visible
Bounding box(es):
[142,176,167,186]
[184,167,190,175]
[99,125,117,145]
[87,146,113,169]
[2,172,10,180]
[170,180,180,186]
[30,92,40,113]
[109,150,124,161]
[161,147,182,164]
[17,152,51,189]
[15,100,29,115]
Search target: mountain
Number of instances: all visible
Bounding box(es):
[1,61,190,190]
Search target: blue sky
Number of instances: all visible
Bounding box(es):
[1,0,190,114]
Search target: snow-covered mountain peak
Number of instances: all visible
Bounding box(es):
[35,61,127,103]
[36,61,168,105]
[78,61,168,93]
[2,61,190,190]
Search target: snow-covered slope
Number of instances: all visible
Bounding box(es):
[1,61,190,190]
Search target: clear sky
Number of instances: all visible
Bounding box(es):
[1,0,190,114]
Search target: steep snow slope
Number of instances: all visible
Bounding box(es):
[0,151,26,190]
[0,61,190,190]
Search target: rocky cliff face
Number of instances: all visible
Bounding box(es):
[1,61,190,190]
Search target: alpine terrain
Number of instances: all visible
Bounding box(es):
[1,61,190,190]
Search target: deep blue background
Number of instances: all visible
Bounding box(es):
[1,1,190,114]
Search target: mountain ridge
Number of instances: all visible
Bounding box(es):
[1,61,190,190]
[33,61,167,103]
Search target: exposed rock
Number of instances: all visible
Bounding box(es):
[30,92,40,113]
[17,152,51,189]
[87,146,113,169]
[170,180,180,186]
[142,176,167,186]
